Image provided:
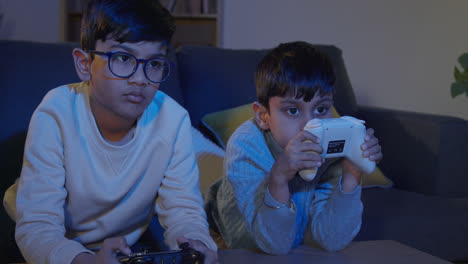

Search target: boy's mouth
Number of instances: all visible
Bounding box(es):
[125,92,145,103]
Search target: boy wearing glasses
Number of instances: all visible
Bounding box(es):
[3,0,218,263]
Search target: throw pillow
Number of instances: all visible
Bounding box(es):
[200,103,393,188]
[191,126,225,196]
[200,104,255,149]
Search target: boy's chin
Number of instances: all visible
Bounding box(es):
[119,108,146,122]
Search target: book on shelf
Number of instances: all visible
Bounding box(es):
[173,0,201,16]
[206,0,217,14]
[160,0,217,16]
[201,0,217,15]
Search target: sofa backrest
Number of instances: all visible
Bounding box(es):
[176,45,358,125]
[1,40,80,142]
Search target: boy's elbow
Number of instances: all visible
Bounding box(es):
[256,239,292,255]
[258,244,291,255]
[251,219,297,255]
[317,236,352,252]
[312,220,360,252]
[320,242,346,252]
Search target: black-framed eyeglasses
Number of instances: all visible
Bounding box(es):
[88,50,171,83]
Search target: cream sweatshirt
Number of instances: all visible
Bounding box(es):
[4,83,216,264]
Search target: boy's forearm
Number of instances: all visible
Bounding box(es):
[268,175,290,204]
[251,188,297,255]
[341,172,360,192]
[253,207,296,255]
[341,160,362,192]
[309,179,363,252]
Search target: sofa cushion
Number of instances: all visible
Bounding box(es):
[191,126,225,196]
[176,45,358,126]
[201,103,255,148]
[358,188,468,261]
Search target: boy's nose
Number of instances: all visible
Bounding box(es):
[129,62,148,85]
[305,112,316,122]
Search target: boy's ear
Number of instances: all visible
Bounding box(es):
[72,48,91,81]
[253,102,270,130]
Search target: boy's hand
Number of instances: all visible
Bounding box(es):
[96,237,132,264]
[72,236,131,264]
[342,128,383,192]
[177,237,219,264]
[361,128,383,163]
[269,130,323,203]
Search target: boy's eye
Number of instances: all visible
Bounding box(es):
[286,107,300,116]
[148,59,163,69]
[315,106,329,115]
[112,53,132,63]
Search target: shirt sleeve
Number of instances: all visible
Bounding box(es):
[15,110,93,264]
[222,130,297,255]
[155,113,217,252]
[307,162,363,252]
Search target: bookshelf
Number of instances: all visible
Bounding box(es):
[65,0,220,47]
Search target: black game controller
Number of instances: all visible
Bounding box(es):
[118,243,203,264]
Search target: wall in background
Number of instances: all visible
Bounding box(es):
[220,0,468,120]
[2,0,467,120]
[0,0,64,42]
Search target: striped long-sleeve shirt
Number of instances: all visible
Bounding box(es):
[206,119,362,255]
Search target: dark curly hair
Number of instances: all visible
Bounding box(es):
[80,0,175,51]
[256,41,335,109]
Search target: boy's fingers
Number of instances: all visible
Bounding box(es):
[369,152,383,162]
[176,236,191,249]
[365,128,375,141]
[363,144,382,157]
[299,130,320,143]
[177,237,220,264]
[299,160,323,170]
[102,237,132,256]
[177,237,211,256]
[297,141,323,154]
[363,145,383,162]
[296,152,323,162]
[362,137,379,150]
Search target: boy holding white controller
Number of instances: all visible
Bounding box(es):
[205,41,383,254]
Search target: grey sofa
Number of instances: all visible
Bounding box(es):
[1,40,468,263]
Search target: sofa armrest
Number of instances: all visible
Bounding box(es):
[357,106,468,198]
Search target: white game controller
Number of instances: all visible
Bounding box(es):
[298,116,376,181]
